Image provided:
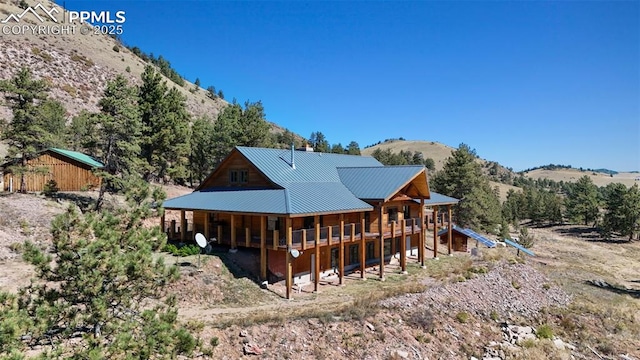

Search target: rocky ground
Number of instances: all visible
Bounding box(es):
[1,191,638,359]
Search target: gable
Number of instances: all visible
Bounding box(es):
[337,166,430,201]
[198,149,276,190]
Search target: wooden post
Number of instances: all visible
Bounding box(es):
[401,218,407,273]
[420,198,426,267]
[217,225,222,244]
[204,212,210,241]
[448,205,453,254]
[391,220,396,256]
[360,214,366,279]
[339,214,345,286]
[379,204,385,280]
[432,205,439,259]
[328,226,332,245]
[260,216,267,280]
[302,229,307,250]
[273,230,279,250]
[160,213,165,233]
[230,214,236,249]
[314,215,320,293]
[245,227,250,247]
[350,224,355,242]
[285,217,293,300]
[180,210,186,242]
[170,220,176,240]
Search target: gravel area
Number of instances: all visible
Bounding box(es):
[381,262,571,320]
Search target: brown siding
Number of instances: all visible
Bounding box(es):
[2,152,101,192]
[199,151,273,189]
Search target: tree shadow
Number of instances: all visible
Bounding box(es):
[586,280,640,299]
[207,245,261,283]
[49,192,97,211]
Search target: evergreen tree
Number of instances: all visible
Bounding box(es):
[565,175,600,226]
[346,141,361,155]
[189,116,217,184]
[0,68,65,192]
[331,143,345,154]
[7,181,197,358]
[211,100,271,165]
[308,131,330,153]
[139,65,191,183]
[94,75,143,211]
[66,110,100,155]
[602,183,640,240]
[431,143,501,232]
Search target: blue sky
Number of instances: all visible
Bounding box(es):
[61,1,639,171]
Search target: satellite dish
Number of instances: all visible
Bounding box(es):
[290,249,300,259]
[195,233,207,248]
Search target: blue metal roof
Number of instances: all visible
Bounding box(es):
[285,182,373,215]
[164,188,289,214]
[424,192,459,206]
[236,146,382,185]
[438,225,496,248]
[337,166,426,200]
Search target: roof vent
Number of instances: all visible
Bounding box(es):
[290,144,296,170]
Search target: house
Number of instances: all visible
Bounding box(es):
[1,148,103,192]
[163,146,458,298]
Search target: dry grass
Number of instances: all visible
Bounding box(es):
[524,168,638,187]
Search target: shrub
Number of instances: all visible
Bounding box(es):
[113,45,120,52]
[455,312,469,323]
[210,337,219,347]
[536,324,553,339]
[42,179,59,196]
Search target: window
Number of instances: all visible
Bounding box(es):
[330,248,339,269]
[304,216,314,229]
[388,207,398,224]
[366,241,375,260]
[403,205,411,220]
[384,239,392,256]
[229,169,248,184]
[349,244,359,265]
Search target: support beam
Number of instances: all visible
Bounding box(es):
[339,214,345,286]
[260,216,267,280]
[285,217,293,300]
[204,212,210,241]
[379,204,385,280]
[400,218,407,273]
[160,213,165,234]
[230,214,236,249]
[432,205,439,259]
[360,213,366,279]
[391,220,396,256]
[273,230,279,250]
[448,205,453,255]
[245,227,250,247]
[302,229,307,250]
[217,225,222,245]
[180,210,186,242]
[314,215,320,292]
[420,198,426,267]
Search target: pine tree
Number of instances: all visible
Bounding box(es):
[94,75,143,211]
[331,143,345,154]
[11,181,197,358]
[0,68,66,192]
[565,175,600,226]
[189,116,217,184]
[432,143,502,233]
[346,141,361,155]
[602,183,640,240]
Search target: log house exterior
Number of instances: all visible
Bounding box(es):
[163,146,458,299]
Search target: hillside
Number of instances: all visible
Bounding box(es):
[523,168,639,188]
[362,140,518,200]
[0,0,296,160]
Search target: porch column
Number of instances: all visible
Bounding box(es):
[432,206,439,259]
[400,218,407,273]
[391,220,396,256]
[314,215,320,292]
[420,198,426,267]
[379,204,385,281]
[360,213,366,279]
[339,214,345,286]
[448,205,453,255]
[204,212,210,241]
[230,214,237,249]
[260,216,267,280]
[245,227,250,247]
[285,217,293,300]
[160,212,165,234]
[180,210,186,242]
